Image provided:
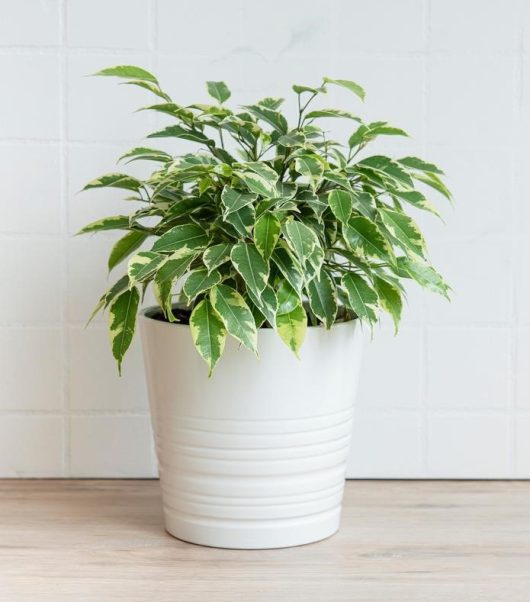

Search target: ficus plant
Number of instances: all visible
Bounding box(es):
[81,65,451,375]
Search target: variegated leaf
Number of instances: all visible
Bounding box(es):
[153,253,195,320]
[328,189,352,224]
[276,303,307,358]
[282,220,321,270]
[374,276,402,333]
[108,231,148,272]
[306,269,337,329]
[247,284,278,327]
[83,172,142,192]
[294,154,324,191]
[276,279,300,315]
[342,217,392,260]
[77,215,131,235]
[182,268,222,302]
[221,186,257,216]
[230,243,269,299]
[206,80,231,103]
[203,243,233,274]
[254,212,281,260]
[271,247,304,293]
[236,171,277,198]
[379,208,426,259]
[127,251,166,286]
[108,286,140,375]
[190,299,226,376]
[210,284,257,354]
[342,273,378,324]
[323,77,365,101]
[397,257,450,299]
[151,224,208,256]
[224,204,255,238]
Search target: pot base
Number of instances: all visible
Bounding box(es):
[164,506,342,549]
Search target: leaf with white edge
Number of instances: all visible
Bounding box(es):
[343,216,392,261]
[236,171,277,198]
[230,243,269,299]
[77,215,131,235]
[299,190,327,221]
[254,212,281,260]
[108,286,140,375]
[413,171,453,201]
[151,224,208,255]
[86,274,130,326]
[83,172,142,192]
[271,247,304,293]
[292,84,326,94]
[374,276,402,333]
[342,273,378,324]
[348,121,408,148]
[210,284,257,354]
[294,154,324,191]
[203,243,233,274]
[323,77,365,101]
[379,208,426,259]
[328,189,352,224]
[322,170,352,190]
[357,155,414,188]
[153,253,195,319]
[247,284,278,326]
[276,303,307,358]
[243,162,279,183]
[147,125,212,145]
[108,231,148,272]
[122,80,171,102]
[224,204,255,238]
[119,147,172,164]
[306,269,337,329]
[243,104,288,134]
[397,257,450,299]
[398,156,444,175]
[127,251,166,286]
[94,65,158,83]
[306,108,361,121]
[221,186,257,216]
[182,268,222,302]
[276,279,300,315]
[282,220,320,268]
[206,81,231,104]
[190,299,226,376]
[391,189,441,218]
[277,131,306,147]
[351,191,377,219]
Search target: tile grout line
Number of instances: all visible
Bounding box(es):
[419,0,432,478]
[59,0,70,478]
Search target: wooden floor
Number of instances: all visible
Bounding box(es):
[1,481,530,601]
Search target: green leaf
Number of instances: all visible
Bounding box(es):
[108,231,148,272]
[271,247,304,293]
[77,215,131,235]
[282,220,320,270]
[151,224,208,255]
[396,257,450,299]
[306,108,360,121]
[323,77,365,101]
[230,243,269,299]
[276,279,300,315]
[244,104,288,134]
[328,189,352,224]
[206,81,231,104]
[153,253,195,319]
[147,125,212,145]
[86,274,130,326]
[343,217,392,260]
[127,251,166,286]
[398,156,444,175]
[121,80,171,102]
[292,84,326,94]
[306,269,337,329]
[391,189,441,218]
[83,172,142,192]
[118,147,172,164]
[294,154,324,191]
[243,162,279,183]
[190,299,226,376]
[210,284,257,354]
[348,121,408,148]
[221,186,257,216]
[247,284,278,326]
[224,204,255,238]
[413,171,452,201]
[379,208,426,258]
[342,273,378,324]
[108,286,140,375]
[93,65,158,83]
[182,268,222,302]
[276,303,307,358]
[254,212,281,260]
[357,156,414,188]
[237,171,277,198]
[374,276,402,333]
[203,243,233,274]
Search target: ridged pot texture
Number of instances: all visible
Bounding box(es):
[140,310,364,549]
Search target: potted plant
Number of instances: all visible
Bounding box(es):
[80,65,451,549]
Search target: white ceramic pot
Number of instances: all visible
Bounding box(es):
[140,308,364,549]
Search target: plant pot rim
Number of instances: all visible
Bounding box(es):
[140,306,358,331]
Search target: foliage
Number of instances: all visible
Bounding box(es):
[80,65,451,375]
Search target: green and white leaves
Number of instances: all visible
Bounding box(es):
[230,243,269,299]
[190,299,226,376]
[81,65,452,375]
[108,287,140,375]
[210,284,257,354]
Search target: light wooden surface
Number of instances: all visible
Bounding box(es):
[1,480,530,601]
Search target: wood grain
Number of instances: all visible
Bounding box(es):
[0,480,529,601]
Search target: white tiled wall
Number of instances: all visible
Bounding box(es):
[0,0,527,477]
